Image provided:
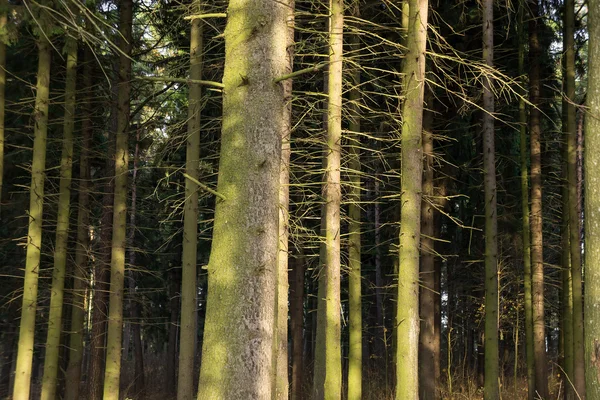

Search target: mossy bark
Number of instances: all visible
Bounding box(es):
[102,1,132,398]
[40,28,78,400]
[396,0,428,398]
[177,2,203,399]
[196,0,289,397]
[12,34,52,400]
[482,0,499,397]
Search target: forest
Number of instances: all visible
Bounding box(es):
[0,0,599,399]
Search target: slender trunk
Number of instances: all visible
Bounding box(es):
[102,1,133,397]
[167,267,179,394]
[561,34,574,399]
[396,0,428,397]
[517,4,535,398]
[64,42,93,400]
[40,23,78,400]
[564,0,585,396]
[129,130,145,396]
[529,2,549,398]
[585,1,600,396]
[290,252,305,400]
[196,0,288,396]
[178,2,203,399]
[0,4,6,209]
[482,0,499,397]
[12,32,51,400]
[273,2,294,397]
[419,89,436,400]
[348,7,362,399]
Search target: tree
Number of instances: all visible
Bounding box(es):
[64,43,93,400]
[103,0,133,398]
[177,2,203,398]
[196,0,289,397]
[585,0,600,396]
[528,1,549,398]
[564,0,585,396]
[347,3,362,398]
[481,0,499,397]
[396,0,428,397]
[0,1,6,209]
[40,10,78,399]
[12,15,52,400]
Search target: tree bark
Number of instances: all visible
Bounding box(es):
[178,2,203,398]
[348,5,362,398]
[273,1,294,397]
[585,1,600,396]
[102,1,133,398]
[419,89,437,400]
[482,0,499,397]
[12,30,51,400]
[0,3,6,210]
[396,0,428,397]
[40,18,78,400]
[196,0,289,396]
[528,2,549,398]
[290,252,305,400]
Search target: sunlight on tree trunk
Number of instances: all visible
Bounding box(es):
[40,23,78,400]
[396,0,428,397]
[12,31,51,400]
[196,0,289,396]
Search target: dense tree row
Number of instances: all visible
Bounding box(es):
[0,0,599,399]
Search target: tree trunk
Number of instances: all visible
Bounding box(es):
[290,252,305,400]
[12,31,52,400]
[129,129,145,397]
[396,0,428,397]
[564,0,585,396]
[419,89,436,400]
[528,2,549,398]
[585,1,600,396]
[167,267,180,394]
[517,4,535,398]
[178,2,203,399]
[102,1,133,397]
[196,0,289,396]
[64,40,93,400]
[482,0,499,397]
[273,2,294,397]
[348,5,362,398]
[40,20,78,400]
[0,4,6,210]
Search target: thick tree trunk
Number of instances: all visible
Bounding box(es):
[348,7,362,399]
[482,0,499,397]
[196,0,289,397]
[178,2,203,398]
[12,32,51,400]
[585,1,600,396]
[40,23,78,400]
[273,2,294,397]
[102,1,133,398]
[528,2,549,398]
[396,0,428,397]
